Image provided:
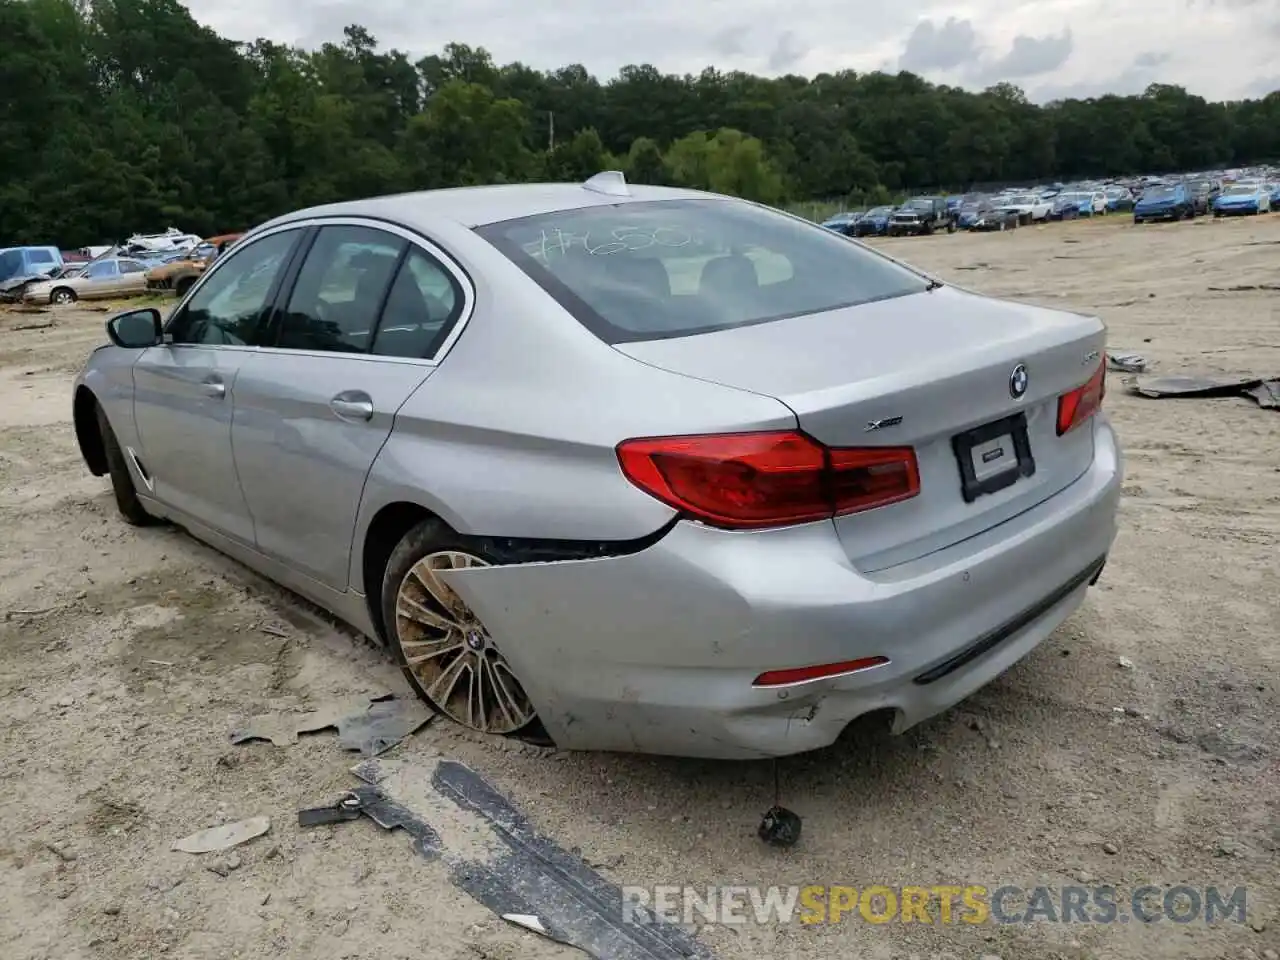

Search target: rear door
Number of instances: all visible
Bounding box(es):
[231,221,470,591]
[118,258,150,295]
[80,258,120,298]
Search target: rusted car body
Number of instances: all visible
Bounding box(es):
[146,233,243,296]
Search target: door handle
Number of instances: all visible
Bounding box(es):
[330,392,374,422]
[202,376,226,399]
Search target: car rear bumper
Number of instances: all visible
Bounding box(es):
[443,415,1123,759]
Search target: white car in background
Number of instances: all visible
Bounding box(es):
[997,194,1053,224]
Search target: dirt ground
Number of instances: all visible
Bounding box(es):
[1,214,1277,960]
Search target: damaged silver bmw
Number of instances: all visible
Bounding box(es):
[71,172,1122,759]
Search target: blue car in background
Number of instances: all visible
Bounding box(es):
[0,245,64,285]
[1104,187,1135,212]
[820,211,862,235]
[1212,183,1272,216]
[1048,193,1085,220]
[1133,183,1194,223]
[852,205,894,237]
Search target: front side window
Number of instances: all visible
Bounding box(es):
[86,260,118,279]
[277,226,405,353]
[477,199,929,344]
[168,230,299,346]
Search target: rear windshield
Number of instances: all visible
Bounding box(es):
[476,199,929,343]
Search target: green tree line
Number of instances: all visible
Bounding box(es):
[3,0,1278,246]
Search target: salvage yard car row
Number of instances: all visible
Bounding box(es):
[823,165,1280,237]
[0,228,242,305]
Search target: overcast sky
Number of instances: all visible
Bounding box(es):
[184,0,1280,103]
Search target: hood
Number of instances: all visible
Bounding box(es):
[1216,193,1257,203]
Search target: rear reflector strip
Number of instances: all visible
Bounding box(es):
[752,656,889,688]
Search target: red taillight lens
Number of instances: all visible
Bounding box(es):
[1056,360,1106,436]
[616,431,920,530]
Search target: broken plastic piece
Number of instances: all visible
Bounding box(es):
[296,785,441,859]
[1107,353,1147,373]
[1128,374,1280,410]
[354,757,715,959]
[172,816,270,854]
[758,805,802,847]
[230,694,432,754]
[502,914,549,935]
[297,793,364,827]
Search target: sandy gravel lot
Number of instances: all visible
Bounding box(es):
[1,215,1277,960]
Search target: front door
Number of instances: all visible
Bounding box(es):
[231,223,466,590]
[132,229,303,543]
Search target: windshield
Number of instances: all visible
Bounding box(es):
[903,198,934,210]
[1224,185,1256,195]
[867,206,893,216]
[1008,195,1036,204]
[1143,187,1175,199]
[477,199,931,344]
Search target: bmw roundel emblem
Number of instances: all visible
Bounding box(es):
[1009,363,1029,399]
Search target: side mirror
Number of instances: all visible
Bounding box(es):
[106,308,163,349]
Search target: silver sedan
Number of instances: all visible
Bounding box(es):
[72,172,1122,759]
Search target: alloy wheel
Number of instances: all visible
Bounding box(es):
[394,550,535,734]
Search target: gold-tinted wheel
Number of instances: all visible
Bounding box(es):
[393,550,535,735]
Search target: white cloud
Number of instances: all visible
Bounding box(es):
[180,0,1279,100]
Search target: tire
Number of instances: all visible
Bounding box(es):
[95,404,153,526]
[381,518,542,740]
[946,220,957,234]
[174,276,195,297]
[51,287,77,305]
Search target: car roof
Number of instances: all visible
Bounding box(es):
[261,181,712,232]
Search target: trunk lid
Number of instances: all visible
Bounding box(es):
[616,286,1106,571]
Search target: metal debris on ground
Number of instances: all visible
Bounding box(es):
[298,757,719,960]
[297,786,440,858]
[1107,353,1147,373]
[1127,374,1280,410]
[229,693,432,755]
[172,816,270,854]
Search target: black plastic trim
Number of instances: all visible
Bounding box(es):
[480,515,681,565]
[913,554,1107,685]
[952,412,1036,504]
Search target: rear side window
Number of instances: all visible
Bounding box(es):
[279,226,406,353]
[476,199,929,344]
[371,249,463,359]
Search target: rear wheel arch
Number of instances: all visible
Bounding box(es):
[359,499,679,644]
[361,501,437,644]
[73,386,108,476]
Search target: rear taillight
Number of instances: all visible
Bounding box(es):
[1056,360,1106,436]
[616,431,920,530]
